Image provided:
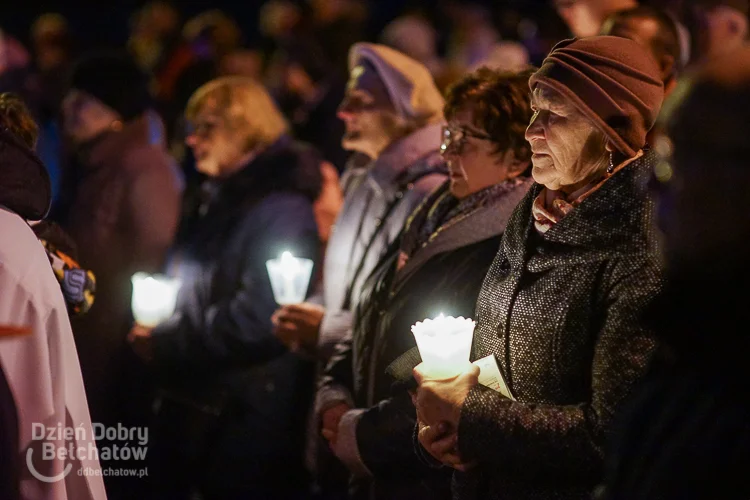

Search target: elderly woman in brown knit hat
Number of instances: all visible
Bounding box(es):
[411,36,666,499]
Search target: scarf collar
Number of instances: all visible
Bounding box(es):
[398,177,526,270]
[532,150,644,234]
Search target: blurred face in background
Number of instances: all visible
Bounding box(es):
[554,0,604,37]
[220,50,263,79]
[185,99,249,177]
[61,90,122,145]
[442,107,527,199]
[337,62,407,159]
[691,5,749,62]
[601,12,681,95]
[554,0,638,38]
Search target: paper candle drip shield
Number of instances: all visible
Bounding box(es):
[411,315,475,378]
[266,251,314,305]
[131,273,182,328]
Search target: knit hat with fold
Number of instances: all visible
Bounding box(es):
[348,43,444,125]
[529,36,664,157]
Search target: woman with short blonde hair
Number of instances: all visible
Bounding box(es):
[128,75,330,497]
[185,76,289,155]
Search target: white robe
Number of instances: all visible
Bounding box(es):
[0,208,108,500]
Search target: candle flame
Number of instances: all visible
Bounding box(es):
[281,251,294,262]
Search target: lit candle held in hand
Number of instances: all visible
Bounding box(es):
[266,251,314,305]
[412,313,476,379]
[131,273,182,327]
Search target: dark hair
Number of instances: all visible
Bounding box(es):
[606,6,683,74]
[444,67,534,168]
[0,93,39,149]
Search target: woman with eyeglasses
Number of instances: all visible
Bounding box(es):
[126,76,326,498]
[317,68,534,500]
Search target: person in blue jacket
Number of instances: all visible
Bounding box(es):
[128,76,323,499]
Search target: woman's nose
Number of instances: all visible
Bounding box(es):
[337,104,354,122]
[185,133,198,148]
[525,113,545,142]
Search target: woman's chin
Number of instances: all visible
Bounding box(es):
[196,161,219,178]
[531,167,558,189]
[449,179,469,199]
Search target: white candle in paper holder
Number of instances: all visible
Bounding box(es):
[131,273,182,328]
[411,313,475,378]
[266,251,314,305]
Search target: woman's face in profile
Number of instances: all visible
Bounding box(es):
[184,101,248,178]
[525,84,608,193]
[442,107,523,199]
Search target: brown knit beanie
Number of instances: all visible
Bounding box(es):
[529,36,664,157]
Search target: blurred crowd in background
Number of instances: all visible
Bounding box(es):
[0,0,741,194]
[0,0,717,203]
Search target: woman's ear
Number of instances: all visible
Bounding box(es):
[659,54,676,83]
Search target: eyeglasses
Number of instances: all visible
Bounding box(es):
[441,124,492,154]
[337,91,376,115]
[185,118,220,138]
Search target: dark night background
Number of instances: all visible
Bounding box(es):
[2,0,561,50]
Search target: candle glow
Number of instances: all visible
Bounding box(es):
[266,251,314,305]
[131,273,182,327]
[412,313,475,378]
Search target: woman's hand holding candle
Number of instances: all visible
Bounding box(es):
[414,362,479,470]
[413,362,479,429]
[272,302,325,353]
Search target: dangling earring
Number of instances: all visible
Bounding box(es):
[607,151,615,174]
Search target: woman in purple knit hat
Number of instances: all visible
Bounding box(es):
[410,36,666,499]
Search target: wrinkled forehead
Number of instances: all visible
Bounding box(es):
[346,59,394,110]
[531,83,568,109]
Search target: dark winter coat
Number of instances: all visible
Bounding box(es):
[309,124,447,497]
[148,136,322,496]
[59,115,183,426]
[321,179,531,500]
[453,151,665,499]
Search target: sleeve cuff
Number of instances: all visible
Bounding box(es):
[333,409,372,478]
[315,383,354,415]
[457,384,510,461]
[318,310,353,361]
